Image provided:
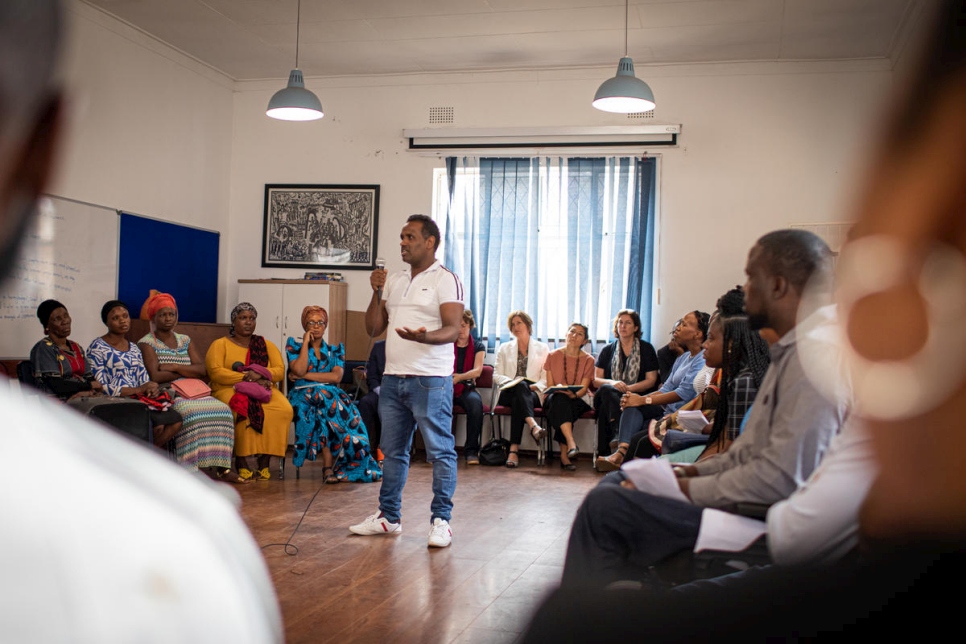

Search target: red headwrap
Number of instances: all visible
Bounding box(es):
[146,292,177,320]
[300,305,328,330]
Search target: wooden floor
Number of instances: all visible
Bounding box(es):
[236,451,600,644]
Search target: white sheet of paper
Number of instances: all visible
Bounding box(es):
[676,409,710,432]
[694,508,767,553]
[620,458,691,504]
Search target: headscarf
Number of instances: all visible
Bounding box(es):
[100,300,128,324]
[300,305,327,330]
[145,292,177,320]
[37,299,65,329]
[229,302,257,337]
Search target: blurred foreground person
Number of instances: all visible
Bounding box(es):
[522,1,966,640]
[0,2,282,641]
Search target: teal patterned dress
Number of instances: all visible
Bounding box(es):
[285,337,381,482]
[138,332,235,471]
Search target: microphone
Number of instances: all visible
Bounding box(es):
[375,257,386,301]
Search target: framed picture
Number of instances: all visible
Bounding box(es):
[262,184,380,269]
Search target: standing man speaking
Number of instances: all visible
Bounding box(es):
[350,215,464,547]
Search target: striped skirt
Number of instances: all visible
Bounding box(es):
[172,395,235,470]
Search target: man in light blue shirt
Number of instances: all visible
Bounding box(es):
[596,310,710,471]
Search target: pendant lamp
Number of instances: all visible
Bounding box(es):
[593,0,655,113]
[267,0,323,121]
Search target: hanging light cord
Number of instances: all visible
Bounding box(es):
[295,0,301,69]
[624,0,629,56]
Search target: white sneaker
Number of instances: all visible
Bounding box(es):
[428,517,453,548]
[349,512,401,536]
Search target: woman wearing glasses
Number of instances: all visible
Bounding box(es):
[286,305,381,484]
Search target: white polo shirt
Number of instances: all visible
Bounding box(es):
[383,260,464,377]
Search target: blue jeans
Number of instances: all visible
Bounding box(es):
[617,404,663,445]
[377,375,457,524]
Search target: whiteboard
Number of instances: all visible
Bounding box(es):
[0,195,118,358]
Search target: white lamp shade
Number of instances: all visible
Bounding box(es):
[266,69,324,121]
[593,57,656,113]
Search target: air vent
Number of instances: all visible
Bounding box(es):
[627,111,655,119]
[429,106,455,124]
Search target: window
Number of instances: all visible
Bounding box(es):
[435,156,656,349]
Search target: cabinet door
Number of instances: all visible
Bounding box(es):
[237,283,284,349]
[281,284,332,349]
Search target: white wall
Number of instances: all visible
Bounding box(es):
[49,1,235,317]
[229,60,893,339]
[45,3,896,340]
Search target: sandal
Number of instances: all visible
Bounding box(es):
[505,450,520,468]
[560,461,577,472]
[323,467,340,484]
[256,467,271,481]
[529,422,547,442]
[595,446,627,473]
[238,467,254,481]
[566,444,579,459]
[216,468,252,485]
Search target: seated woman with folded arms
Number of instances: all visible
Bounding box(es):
[493,310,549,468]
[29,299,103,401]
[453,310,486,465]
[286,305,381,483]
[206,302,293,481]
[87,300,183,448]
[595,309,710,471]
[137,292,244,483]
[543,323,596,471]
[592,309,659,459]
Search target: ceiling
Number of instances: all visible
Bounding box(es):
[80,0,924,81]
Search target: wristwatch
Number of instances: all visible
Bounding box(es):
[645,396,653,405]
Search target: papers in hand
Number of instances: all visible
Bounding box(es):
[620,458,690,504]
[676,409,711,433]
[498,376,536,391]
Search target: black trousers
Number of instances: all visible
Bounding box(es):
[544,392,590,444]
[593,383,624,454]
[498,381,539,445]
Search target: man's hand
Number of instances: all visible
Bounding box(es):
[677,476,691,500]
[620,479,637,491]
[613,381,628,393]
[370,267,387,293]
[396,326,428,343]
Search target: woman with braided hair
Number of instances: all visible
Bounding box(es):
[206,302,292,481]
[662,312,770,463]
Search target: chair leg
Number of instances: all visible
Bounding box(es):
[279,456,286,480]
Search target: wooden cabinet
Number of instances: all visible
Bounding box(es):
[236,280,347,354]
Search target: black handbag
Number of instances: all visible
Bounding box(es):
[479,438,510,466]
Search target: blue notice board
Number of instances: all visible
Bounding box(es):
[118,213,219,323]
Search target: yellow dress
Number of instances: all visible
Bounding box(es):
[206,336,293,458]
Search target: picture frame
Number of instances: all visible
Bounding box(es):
[262,184,380,269]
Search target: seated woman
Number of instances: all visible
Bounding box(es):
[493,310,550,468]
[592,309,659,459]
[285,305,381,483]
[661,313,770,464]
[137,292,244,483]
[87,300,183,447]
[206,302,293,482]
[595,309,710,471]
[453,310,486,465]
[30,299,103,401]
[543,323,596,471]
